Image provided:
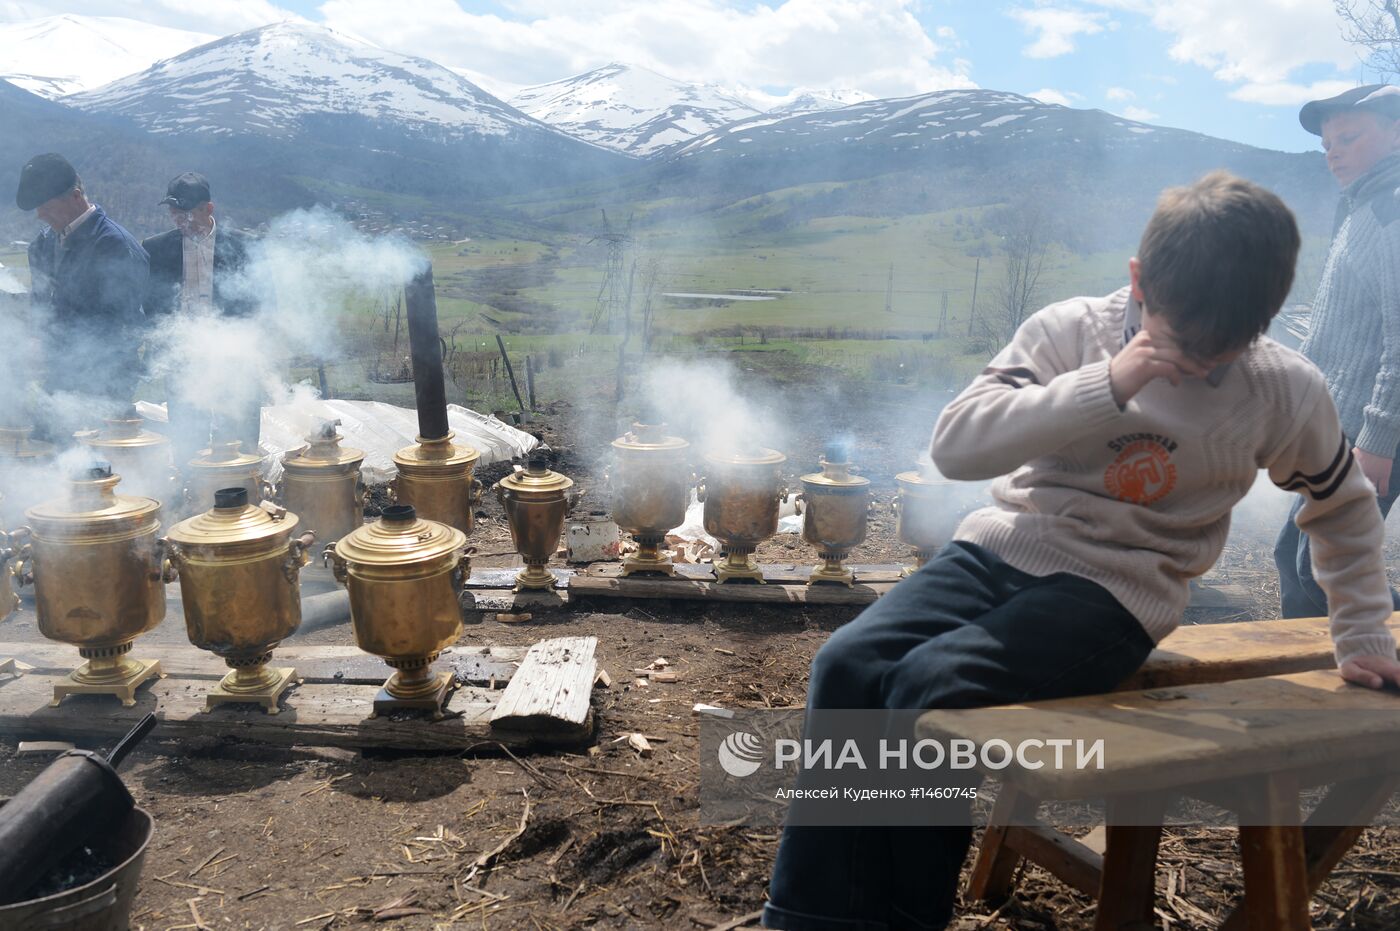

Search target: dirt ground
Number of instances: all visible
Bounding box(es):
[4,356,1400,930]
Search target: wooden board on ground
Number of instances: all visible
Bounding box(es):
[0,641,524,686]
[1121,616,1400,690]
[917,669,1400,799]
[569,573,895,606]
[491,636,596,731]
[468,589,569,612]
[465,568,570,590]
[584,562,907,584]
[0,637,592,752]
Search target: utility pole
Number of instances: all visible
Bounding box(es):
[967,257,981,337]
[589,209,633,334]
[884,264,894,314]
[938,291,949,337]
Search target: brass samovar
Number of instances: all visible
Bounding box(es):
[324,504,470,717]
[17,465,169,706]
[164,488,316,713]
[185,439,264,519]
[77,408,174,505]
[393,433,481,537]
[895,463,956,576]
[798,445,870,586]
[281,420,365,549]
[0,424,54,528]
[699,447,787,583]
[610,422,690,576]
[495,454,578,591]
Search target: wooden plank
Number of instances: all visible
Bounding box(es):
[490,636,596,731]
[584,563,907,583]
[1094,797,1165,931]
[0,641,524,686]
[1121,616,1400,690]
[968,786,1037,901]
[1238,775,1309,931]
[1003,824,1103,898]
[568,574,895,606]
[0,670,591,751]
[464,568,570,590]
[917,669,1400,799]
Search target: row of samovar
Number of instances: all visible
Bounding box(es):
[610,421,954,584]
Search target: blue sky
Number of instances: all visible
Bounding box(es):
[0,0,1371,153]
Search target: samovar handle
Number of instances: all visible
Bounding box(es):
[452,546,476,592]
[793,492,805,515]
[0,531,17,622]
[261,479,281,506]
[493,480,510,505]
[285,531,317,582]
[155,537,183,583]
[9,529,34,588]
[322,542,349,585]
[469,477,483,507]
[695,479,707,503]
[567,487,585,511]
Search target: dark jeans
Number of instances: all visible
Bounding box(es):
[763,542,1155,931]
[1274,445,1400,618]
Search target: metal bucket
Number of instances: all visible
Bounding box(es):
[0,803,152,931]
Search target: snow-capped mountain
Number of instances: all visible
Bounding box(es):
[68,22,553,141]
[510,63,763,157]
[762,88,873,119]
[673,88,1191,161]
[0,15,215,98]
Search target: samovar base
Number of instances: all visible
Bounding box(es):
[620,536,675,577]
[372,670,456,720]
[514,563,557,592]
[808,556,855,587]
[205,666,301,715]
[52,657,163,708]
[714,550,765,584]
[902,549,936,578]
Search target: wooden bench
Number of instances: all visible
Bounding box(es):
[918,668,1400,930]
[963,614,1398,908]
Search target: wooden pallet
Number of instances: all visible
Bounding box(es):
[0,637,595,753]
[569,562,903,605]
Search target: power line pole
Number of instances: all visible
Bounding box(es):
[589,209,632,334]
[967,257,981,336]
[884,263,894,314]
[938,291,949,337]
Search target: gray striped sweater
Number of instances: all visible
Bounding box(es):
[1302,154,1400,456]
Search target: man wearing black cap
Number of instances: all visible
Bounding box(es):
[142,171,259,465]
[16,152,148,433]
[1276,84,1400,617]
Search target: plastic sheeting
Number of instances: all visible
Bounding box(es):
[663,490,804,562]
[135,398,538,484]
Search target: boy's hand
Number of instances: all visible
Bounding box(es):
[1340,654,1400,690]
[1109,330,1211,407]
[1352,447,1393,497]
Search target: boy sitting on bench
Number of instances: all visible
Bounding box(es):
[762,171,1400,931]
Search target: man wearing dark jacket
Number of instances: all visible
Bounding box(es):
[142,172,260,466]
[17,153,148,438]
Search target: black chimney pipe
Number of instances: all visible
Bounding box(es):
[404,264,450,442]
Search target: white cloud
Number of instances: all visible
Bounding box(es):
[1105,86,1134,101]
[1028,87,1078,106]
[1118,104,1160,121]
[0,0,292,35]
[318,0,973,98]
[1085,0,1357,105]
[1010,6,1109,58]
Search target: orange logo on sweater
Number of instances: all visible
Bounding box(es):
[1104,439,1177,505]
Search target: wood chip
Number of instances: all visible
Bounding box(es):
[651,671,680,683]
[498,612,533,624]
[652,657,670,668]
[634,678,649,688]
[627,733,654,757]
[16,741,75,755]
[713,648,735,656]
[594,668,612,688]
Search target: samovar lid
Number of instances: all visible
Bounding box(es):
[78,408,170,450]
[497,453,574,495]
[703,446,785,467]
[392,432,479,472]
[0,424,55,462]
[896,467,953,487]
[26,464,160,528]
[285,420,365,470]
[612,422,688,453]
[801,450,869,489]
[333,504,466,566]
[189,440,263,472]
[166,486,298,546]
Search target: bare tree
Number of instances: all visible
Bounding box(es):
[978,203,1051,350]
[1335,1,1400,78]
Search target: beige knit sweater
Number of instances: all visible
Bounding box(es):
[934,288,1396,666]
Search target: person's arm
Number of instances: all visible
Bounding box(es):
[1267,381,1399,681]
[1355,222,1400,489]
[92,235,148,330]
[933,304,1123,479]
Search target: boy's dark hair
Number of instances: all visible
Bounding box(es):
[1137,170,1300,360]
